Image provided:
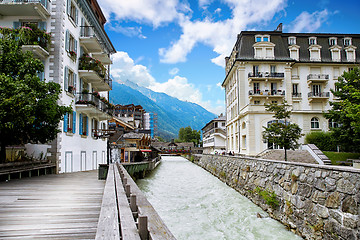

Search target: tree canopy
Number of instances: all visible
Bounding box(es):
[262,101,303,161]
[177,126,201,146]
[0,36,71,162]
[324,67,360,152]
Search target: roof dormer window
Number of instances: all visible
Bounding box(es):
[329,37,337,46]
[263,36,269,42]
[255,35,271,43]
[256,36,262,42]
[288,37,296,45]
[344,37,352,46]
[309,37,317,45]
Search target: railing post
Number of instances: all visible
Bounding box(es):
[138,215,149,240]
[125,184,131,198]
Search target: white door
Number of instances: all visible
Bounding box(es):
[92,151,97,170]
[65,152,73,173]
[81,151,86,171]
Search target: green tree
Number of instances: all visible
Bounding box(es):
[177,126,201,146]
[0,36,71,162]
[324,68,360,152]
[262,101,303,161]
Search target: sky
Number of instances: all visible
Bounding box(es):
[98,0,360,115]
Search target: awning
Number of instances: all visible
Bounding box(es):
[140,149,152,152]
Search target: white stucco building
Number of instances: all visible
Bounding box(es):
[222,25,359,156]
[202,115,226,154]
[0,0,116,172]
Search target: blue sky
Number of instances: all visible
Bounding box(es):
[98,0,360,115]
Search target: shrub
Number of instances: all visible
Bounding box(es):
[305,131,337,151]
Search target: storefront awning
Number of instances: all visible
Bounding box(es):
[140,149,152,152]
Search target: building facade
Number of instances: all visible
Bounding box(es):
[0,0,116,172]
[202,115,226,154]
[222,26,360,156]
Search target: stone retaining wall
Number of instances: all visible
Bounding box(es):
[190,154,360,240]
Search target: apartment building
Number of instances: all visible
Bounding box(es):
[202,115,226,154]
[222,25,359,156]
[0,0,116,172]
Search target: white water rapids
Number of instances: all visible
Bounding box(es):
[137,156,302,240]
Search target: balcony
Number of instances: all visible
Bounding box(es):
[0,0,50,19]
[292,92,302,102]
[78,55,111,91]
[248,90,285,99]
[307,74,329,84]
[92,77,112,91]
[75,93,113,121]
[308,92,330,102]
[92,52,112,65]
[79,26,103,53]
[248,72,284,83]
[1,26,50,59]
[92,129,115,139]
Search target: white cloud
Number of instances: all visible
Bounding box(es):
[107,24,146,39]
[216,82,223,89]
[111,51,223,114]
[159,0,287,66]
[169,67,179,75]
[214,8,221,14]
[287,9,329,33]
[98,0,190,27]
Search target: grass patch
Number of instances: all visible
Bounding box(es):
[323,151,360,165]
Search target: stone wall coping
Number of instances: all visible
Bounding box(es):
[197,154,360,174]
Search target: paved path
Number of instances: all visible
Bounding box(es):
[0,171,104,239]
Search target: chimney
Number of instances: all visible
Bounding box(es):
[275,23,283,32]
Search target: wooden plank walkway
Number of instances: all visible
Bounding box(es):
[0,170,105,239]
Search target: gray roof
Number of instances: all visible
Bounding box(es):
[122,132,144,139]
[233,31,360,63]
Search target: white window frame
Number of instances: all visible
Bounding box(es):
[343,37,352,46]
[329,37,337,46]
[311,117,320,129]
[309,37,317,45]
[288,37,296,45]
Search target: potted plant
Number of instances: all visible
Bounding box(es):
[68,85,74,93]
[69,50,77,59]
[82,89,89,94]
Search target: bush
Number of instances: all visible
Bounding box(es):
[304,131,337,151]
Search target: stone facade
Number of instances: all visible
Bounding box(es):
[191,154,360,240]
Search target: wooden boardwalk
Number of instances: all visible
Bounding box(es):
[0,170,104,239]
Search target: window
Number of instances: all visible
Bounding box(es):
[254,100,260,105]
[65,30,78,59]
[253,65,259,74]
[263,37,269,42]
[328,119,338,129]
[309,37,317,45]
[292,84,299,97]
[253,83,260,94]
[63,111,76,134]
[344,38,352,46]
[67,0,78,25]
[256,37,262,42]
[64,67,77,94]
[329,38,337,46]
[272,101,278,104]
[331,49,341,62]
[311,117,320,129]
[312,84,321,96]
[310,49,321,61]
[270,65,276,73]
[288,37,296,45]
[345,49,356,62]
[79,114,88,136]
[255,35,270,42]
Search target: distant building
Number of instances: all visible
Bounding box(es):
[151,140,194,154]
[0,0,116,172]
[114,104,145,129]
[202,115,226,154]
[144,112,158,138]
[222,24,360,155]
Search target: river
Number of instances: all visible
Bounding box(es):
[136,156,302,240]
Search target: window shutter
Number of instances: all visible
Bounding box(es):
[64,113,68,132]
[85,116,88,136]
[75,8,78,25]
[67,0,71,15]
[73,73,77,93]
[79,114,83,135]
[65,30,69,52]
[13,22,21,29]
[79,78,83,93]
[74,39,78,56]
[39,22,47,31]
[73,111,76,134]
[64,66,69,91]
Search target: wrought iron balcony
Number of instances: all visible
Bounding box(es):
[307,74,329,84]
[249,90,285,96]
[292,93,302,98]
[75,93,113,120]
[248,72,284,78]
[308,92,330,98]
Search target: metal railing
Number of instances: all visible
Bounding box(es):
[307,74,329,80]
[0,0,49,10]
[75,93,113,115]
[308,92,330,98]
[248,72,284,78]
[249,90,285,96]
[80,26,98,38]
[292,92,302,98]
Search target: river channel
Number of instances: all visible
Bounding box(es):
[137,156,302,240]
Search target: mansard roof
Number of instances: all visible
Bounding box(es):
[231,31,360,63]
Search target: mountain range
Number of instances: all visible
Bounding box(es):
[109,80,217,140]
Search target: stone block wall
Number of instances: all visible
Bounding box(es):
[191,154,360,240]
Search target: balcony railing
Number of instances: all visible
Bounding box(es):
[75,93,113,115]
[79,54,107,78]
[92,129,115,139]
[249,90,285,96]
[79,26,103,52]
[248,72,284,78]
[308,92,330,98]
[307,74,329,80]
[292,93,302,98]
[0,0,50,14]
[80,26,97,38]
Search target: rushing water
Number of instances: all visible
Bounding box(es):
[137,156,302,240]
